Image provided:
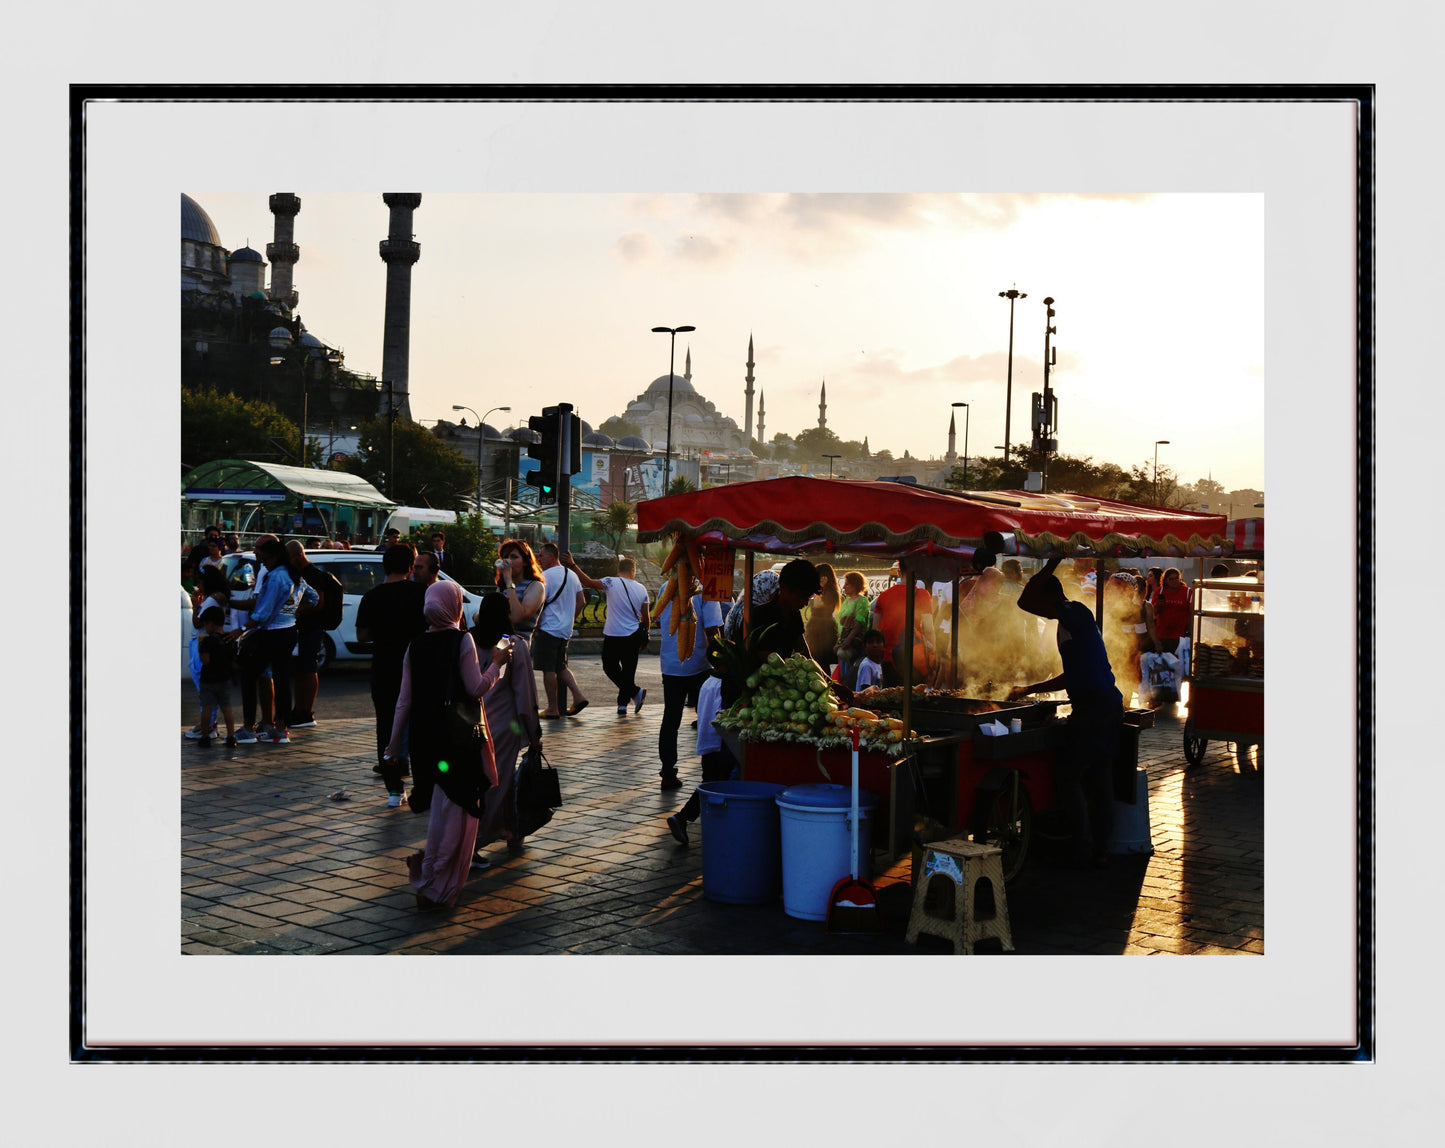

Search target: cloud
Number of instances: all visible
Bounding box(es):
[845,347,1044,388]
[623,194,678,220]
[614,230,657,263]
[691,192,1158,255]
[672,232,729,264]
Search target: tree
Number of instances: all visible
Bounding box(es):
[598,416,644,441]
[666,475,696,496]
[400,511,497,587]
[793,426,843,460]
[182,387,322,470]
[591,500,635,553]
[1122,460,1180,506]
[344,416,476,509]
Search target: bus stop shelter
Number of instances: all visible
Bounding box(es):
[181,458,395,545]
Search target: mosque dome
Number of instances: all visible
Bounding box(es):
[644,373,695,398]
[480,423,508,442]
[627,400,653,413]
[579,419,594,438]
[684,412,704,425]
[247,290,267,301]
[508,426,541,444]
[583,431,615,449]
[268,326,293,342]
[229,245,264,264]
[299,331,324,348]
[615,435,650,451]
[181,194,223,246]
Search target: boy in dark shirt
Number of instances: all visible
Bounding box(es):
[196,607,238,748]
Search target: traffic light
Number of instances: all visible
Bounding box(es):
[526,406,560,505]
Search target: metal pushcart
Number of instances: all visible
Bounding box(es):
[1182,575,1264,770]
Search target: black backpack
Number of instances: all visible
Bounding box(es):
[307,565,345,631]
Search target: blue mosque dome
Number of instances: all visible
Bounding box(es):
[181,194,223,246]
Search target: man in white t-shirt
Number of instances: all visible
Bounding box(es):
[533,542,591,719]
[564,551,650,716]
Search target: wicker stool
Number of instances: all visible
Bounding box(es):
[905,837,1014,955]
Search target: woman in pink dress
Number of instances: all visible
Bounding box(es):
[470,593,543,864]
[386,580,511,911]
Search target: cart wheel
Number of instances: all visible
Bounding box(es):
[980,781,1033,884]
[1183,721,1207,768]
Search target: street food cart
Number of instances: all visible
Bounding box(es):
[638,477,1228,881]
[1183,575,1264,770]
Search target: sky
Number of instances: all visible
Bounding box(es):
[194,191,1264,491]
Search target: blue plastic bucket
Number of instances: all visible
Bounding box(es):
[775,783,878,921]
[697,780,788,904]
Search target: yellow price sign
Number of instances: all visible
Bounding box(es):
[699,546,736,602]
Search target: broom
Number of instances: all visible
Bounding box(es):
[826,725,881,932]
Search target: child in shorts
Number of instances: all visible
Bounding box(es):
[197,607,238,748]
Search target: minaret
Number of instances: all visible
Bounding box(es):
[757,390,766,445]
[266,193,300,311]
[684,346,692,383]
[379,193,422,419]
[818,379,827,430]
[946,410,957,464]
[743,333,756,445]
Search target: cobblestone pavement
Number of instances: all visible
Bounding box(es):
[181,657,1262,956]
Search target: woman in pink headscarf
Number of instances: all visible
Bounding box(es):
[386,580,512,910]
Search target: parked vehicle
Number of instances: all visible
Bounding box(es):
[180,550,484,676]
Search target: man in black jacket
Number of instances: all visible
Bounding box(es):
[430,530,456,577]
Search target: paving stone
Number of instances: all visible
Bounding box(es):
[184,685,1261,957]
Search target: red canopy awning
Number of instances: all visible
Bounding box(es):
[1224,517,1264,558]
[636,477,1228,559]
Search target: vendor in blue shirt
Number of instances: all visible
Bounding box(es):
[656,580,724,792]
[1009,557,1125,870]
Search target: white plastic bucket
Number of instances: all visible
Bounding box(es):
[775,784,877,921]
[1107,767,1154,855]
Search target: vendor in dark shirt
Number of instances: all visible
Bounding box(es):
[1009,557,1124,869]
[745,559,853,702]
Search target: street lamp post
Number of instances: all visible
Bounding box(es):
[822,452,842,479]
[650,324,696,493]
[1154,439,1170,505]
[452,404,511,512]
[951,401,970,487]
[998,286,1026,458]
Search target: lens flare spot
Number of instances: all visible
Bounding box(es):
[437,760,450,773]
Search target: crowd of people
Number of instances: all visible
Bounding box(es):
[185,521,1231,905]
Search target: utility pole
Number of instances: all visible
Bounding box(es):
[557,402,574,551]
[1040,297,1057,492]
[386,379,395,499]
[998,286,1026,458]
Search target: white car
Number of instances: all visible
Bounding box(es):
[181,550,485,675]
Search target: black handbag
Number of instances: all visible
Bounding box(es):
[411,631,488,816]
[514,743,561,837]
